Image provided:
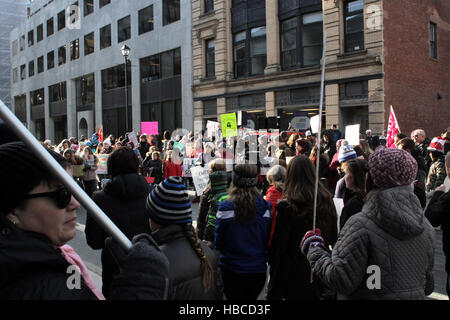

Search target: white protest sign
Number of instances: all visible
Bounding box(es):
[310,115,320,134]
[207,121,220,138]
[181,158,196,177]
[127,132,139,148]
[190,166,210,196]
[333,198,344,233]
[286,156,295,165]
[345,124,360,146]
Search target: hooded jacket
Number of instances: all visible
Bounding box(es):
[307,185,435,300]
[85,173,152,298]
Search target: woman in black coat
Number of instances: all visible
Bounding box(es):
[85,147,154,298]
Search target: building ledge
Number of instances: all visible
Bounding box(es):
[337,49,368,59]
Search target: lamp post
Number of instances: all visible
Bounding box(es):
[121,45,130,132]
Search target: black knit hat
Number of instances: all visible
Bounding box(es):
[0,141,68,215]
[145,176,192,225]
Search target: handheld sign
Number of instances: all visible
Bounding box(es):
[345,124,360,146]
[141,122,159,136]
[221,113,238,137]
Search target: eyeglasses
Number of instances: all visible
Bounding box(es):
[23,187,72,209]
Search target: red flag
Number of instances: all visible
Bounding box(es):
[98,125,104,142]
[386,105,400,148]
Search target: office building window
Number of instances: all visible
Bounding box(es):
[118,15,131,43]
[233,26,266,78]
[31,88,45,106]
[20,65,26,80]
[101,64,130,90]
[28,30,34,47]
[281,11,323,70]
[140,47,181,83]
[38,56,44,73]
[430,22,437,59]
[37,24,43,42]
[84,0,94,16]
[100,24,111,49]
[47,51,55,70]
[100,0,110,8]
[139,5,154,35]
[344,0,364,52]
[47,17,54,37]
[20,35,25,51]
[204,0,214,13]
[13,68,18,83]
[84,32,95,55]
[70,39,79,60]
[50,82,67,103]
[163,0,180,25]
[203,99,217,116]
[58,10,66,31]
[29,61,35,77]
[205,39,215,78]
[76,74,95,105]
[12,40,18,56]
[58,45,67,65]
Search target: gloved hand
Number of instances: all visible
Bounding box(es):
[105,234,170,300]
[300,228,326,256]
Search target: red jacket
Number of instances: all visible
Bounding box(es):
[164,159,182,179]
[265,186,284,247]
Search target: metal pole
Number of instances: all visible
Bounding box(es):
[124,56,129,133]
[0,100,132,250]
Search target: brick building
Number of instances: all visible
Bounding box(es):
[192,0,449,137]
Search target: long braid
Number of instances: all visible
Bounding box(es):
[184,224,214,292]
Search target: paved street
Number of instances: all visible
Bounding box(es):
[68,190,448,300]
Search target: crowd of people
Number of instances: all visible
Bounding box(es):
[0,121,449,300]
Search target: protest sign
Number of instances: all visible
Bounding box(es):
[96,154,109,175]
[221,113,238,137]
[345,124,360,146]
[191,166,210,196]
[141,122,159,136]
[333,198,344,233]
[182,158,196,177]
[207,121,220,138]
[310,115,320,134]
[127,132,139,148]
[286,156,295,165]
[173,141,185,152]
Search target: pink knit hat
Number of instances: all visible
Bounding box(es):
[368,147,418,188]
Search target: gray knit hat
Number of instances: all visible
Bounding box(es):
[145,176,192,225]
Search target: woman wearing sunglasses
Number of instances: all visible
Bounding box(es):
[0,141,169,300]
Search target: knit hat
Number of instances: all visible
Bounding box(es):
[146,176,192,225]
[210,171,228,193]
[427,137,445,153]
[368,147,418,188]
[0,141,67,215]
[232,169,258,188]
[338,145,357,163]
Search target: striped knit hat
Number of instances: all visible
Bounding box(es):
[145,176,193,225]
[338,145,357,163]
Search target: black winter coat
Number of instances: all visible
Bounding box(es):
[85,173,152,298]
[340,192,364,230]
[143,158,163,184]
[425,190,450,273]
[267,200,338,300]
[152,224,223,300]
[0,215,97,300]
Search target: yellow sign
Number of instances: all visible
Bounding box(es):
[221,113,238,137]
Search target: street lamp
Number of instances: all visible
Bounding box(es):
[121,45,130,132]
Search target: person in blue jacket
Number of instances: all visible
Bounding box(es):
[214,163,272,300]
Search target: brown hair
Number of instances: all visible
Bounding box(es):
[342,158,369,196]
[183,224,214,292]
[228,164,259,224]
[397,138,415,152]
[209,158,226,173]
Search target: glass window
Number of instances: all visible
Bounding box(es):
[344,0,364,52]
[20,35,25,51]
[58,10,66,31]
[58,45,67,65]
[47,17,54,37]
[204,0,214,13]
[29,60,35,77]
[161,50,174,79]
[100,24,111,49]
[430,22,437,59]
[28,30,34,47]
[303,13,323,66]
[281,18,297,69]
[47,51,55,70]
[139,5,154,35]
[163,0,180,26]
[70,39,79,60]
[37,24,43,42]
[37,56,44,73]
[76,74,95,105]
[84,32,95,55]
[100,0,110,8]
[174,47,181,75]
[12,68,18,83]
[118,15,131,43]
[20,65,26,80]
[205,39,215,78]
[140,55,161,82]
[84,0,94,16]
[234,31,247,78]
[250,27,267,75]
[203,99,217,116]
[12,40,18,56]
[50,82,67,103]
[31,89,45,106]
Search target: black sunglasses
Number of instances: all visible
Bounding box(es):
[23,187,72,209]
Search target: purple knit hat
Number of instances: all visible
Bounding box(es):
[368,147,418,188]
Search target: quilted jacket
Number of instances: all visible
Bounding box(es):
[307,185,435,300]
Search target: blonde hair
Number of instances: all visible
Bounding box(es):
[209,158,226,172]
[266,165,286,191]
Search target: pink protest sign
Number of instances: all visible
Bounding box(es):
[141,122,159,135]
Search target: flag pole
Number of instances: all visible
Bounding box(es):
[0,100,132,251]
[310,27,327,283]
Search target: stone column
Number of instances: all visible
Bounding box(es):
[325,84,339,130]
[225,0,234,80]
[368,79,385,135]
[94,70,102,134]
[264,0,281,74]
[44,88,55,142]
[26,91,35,135]
[216,97,226,121]
[265,91,276,117]
[66,78,77,138]
[131,60,141,133]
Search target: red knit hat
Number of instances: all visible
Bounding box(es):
[368,147,418,188]
[427,137,445,153]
